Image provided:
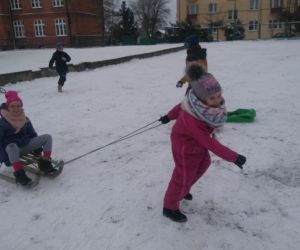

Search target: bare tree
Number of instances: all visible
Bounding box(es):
[103,0,121,32]
[130,0,170,38]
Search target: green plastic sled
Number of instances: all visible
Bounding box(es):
[226,108,256,123]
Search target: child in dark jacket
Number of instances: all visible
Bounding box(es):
[160,63,246,222]
[176,34,208,93]
[0,91,57,186]
[49,42,71,92]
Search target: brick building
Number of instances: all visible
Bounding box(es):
[0,0,104,49]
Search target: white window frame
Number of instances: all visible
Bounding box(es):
[228,10,238,20]
[13,20,25,38]
[52,0,64,7]
[208,3,217,14]
[10,0,22,10]
[270,0,282,8]
[34,19,46,37]
[249,20,259,31]
[269,20,282,29]
[187,4,199,15]
[32,0,42,8]
[250,0,259,10]
[55,18,67,36]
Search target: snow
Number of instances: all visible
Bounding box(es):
[0,44,181,74]
[0,39,300,250]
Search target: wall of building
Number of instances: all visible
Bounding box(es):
[0,0,104,49]
[0,1,12,49]
[177,0,292,40]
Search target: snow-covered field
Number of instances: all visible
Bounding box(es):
[0,39,300,250]
[0,44,181,74]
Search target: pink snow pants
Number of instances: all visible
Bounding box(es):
[163,136,211,210]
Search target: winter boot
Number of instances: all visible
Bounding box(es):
[163,208,187,223]
[57,85,62,92]
[14,169,32,186]
[183,193,193,200]
[38,157,57,174]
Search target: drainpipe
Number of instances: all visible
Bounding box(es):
[8,0,16,49]
[258,0,262,39]
[177,0,180,22]
[65,0,73,46]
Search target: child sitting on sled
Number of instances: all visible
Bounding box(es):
[159,63,246,222]
[0,91,57,186]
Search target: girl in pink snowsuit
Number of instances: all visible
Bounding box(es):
[159,63,246,222]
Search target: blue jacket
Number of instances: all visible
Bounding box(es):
[0,103,37,163]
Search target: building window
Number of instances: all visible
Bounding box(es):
[209,3,217,13]
[228,10,238,20]
[13,20,25,38]
[270,0,282,8]
[269,20,282,29]
[211,28,217,34]
[34,19,45,37]
[10,0,22,9]
[52,0,64,7]
[187,4,198,15]
[250,0,259,10]
[32,0,42,8]
[55,18,67,36]
[249,20,259,31]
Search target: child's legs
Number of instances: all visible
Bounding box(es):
[58,72,66,86]
[5,143,21,165]
[20,134,52,156]
[163,154,199,210]
[190,153,211,189]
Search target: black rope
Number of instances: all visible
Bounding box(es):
[64,120,162,165]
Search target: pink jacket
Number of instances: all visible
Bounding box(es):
[167,104,238,163]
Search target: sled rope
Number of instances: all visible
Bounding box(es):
[64,120,162,165]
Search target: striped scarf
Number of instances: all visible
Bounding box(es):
[181,90,227,128]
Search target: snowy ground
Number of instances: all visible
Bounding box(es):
[0,39,300,250]
[0,44,181,74]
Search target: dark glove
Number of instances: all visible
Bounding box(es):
[159,115,171,124]
[176,81,183,88]
[4,159,11,167]
[234,155,246,169]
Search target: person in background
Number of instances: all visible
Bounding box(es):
[49,42,71,92]
[176,34,208,94]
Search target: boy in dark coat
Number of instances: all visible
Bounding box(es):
[49,42,71,92]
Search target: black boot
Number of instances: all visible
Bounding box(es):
[14,169,32,186]
[163,208,187,222]
[183,193,193,200]
[38,157,57,174]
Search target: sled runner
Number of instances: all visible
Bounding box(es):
[0,153,64,187]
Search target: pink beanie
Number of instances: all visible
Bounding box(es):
[5,91,23,107]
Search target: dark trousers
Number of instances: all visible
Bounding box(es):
[58,72,67,86]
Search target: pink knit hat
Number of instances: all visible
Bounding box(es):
[5,91,23,107]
